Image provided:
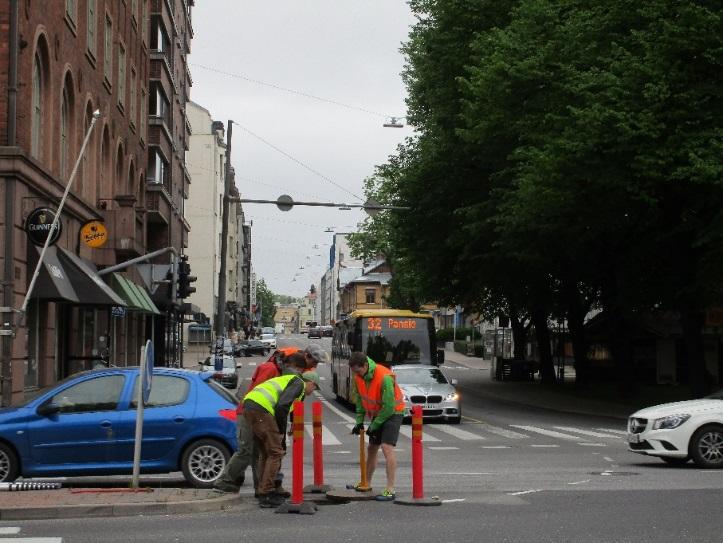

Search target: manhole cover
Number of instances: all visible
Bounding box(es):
[590,471,639,476]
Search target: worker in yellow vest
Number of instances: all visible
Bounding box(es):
[243,368,320,508]
[347,352,405,501]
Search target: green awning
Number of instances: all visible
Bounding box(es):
[109,273,160,315]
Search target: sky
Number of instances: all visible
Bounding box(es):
[188,1,416,298]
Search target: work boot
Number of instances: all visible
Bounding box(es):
[212,480,240,493]
[274,479,291,498]
[258,493,285,508]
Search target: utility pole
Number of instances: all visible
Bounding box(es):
[215,121,233,338]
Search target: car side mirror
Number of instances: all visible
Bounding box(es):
[37,402,61,417]
[450,378,458,386]
[436,349,445,366]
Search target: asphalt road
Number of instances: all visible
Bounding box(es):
[5,334,722,542]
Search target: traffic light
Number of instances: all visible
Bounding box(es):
[177,255,197,299]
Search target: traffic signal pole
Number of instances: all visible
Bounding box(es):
[215,121,233,338]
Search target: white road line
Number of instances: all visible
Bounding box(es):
[477,423,528,439]
[428,446,459,450]
[438,472,493,476]
[567,480,590,485]
[554,426,623,439]
[603,457,615,462]
[247,362,257,366]
[0,528,21,535]
[441,498,467,503]
[316,394,356,423]
[399,426,441,442]
[432,425,486,441]
[578,443,607,447]
[4,539,63,543]
[329,450,351,454]
[530,444,559,448]
[595,428,627,435]
[304,423,342,446]
[508,489,542,496]
[481,445,511,449]
[511,425,583,441]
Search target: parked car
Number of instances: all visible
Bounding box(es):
[627,390,723,468]
[393,364,461,424]
[260,327,277,349]
[308,327,322,339]
[237,339,268,357]
[0,367,238,488]
[321,325,334,337]
[199,355,239,389]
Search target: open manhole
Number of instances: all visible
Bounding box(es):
[590,471,639,476]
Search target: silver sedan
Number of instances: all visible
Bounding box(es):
[393,364,461,424]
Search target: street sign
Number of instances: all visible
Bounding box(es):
[214,355,223,371]
[143,340,154,403]
[276,194,294,211]
[111,306,126,318]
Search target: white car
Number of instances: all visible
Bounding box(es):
[627,390,723,467]
[260,327,277,349]
[393,364,461,424]
[199,355,239,389]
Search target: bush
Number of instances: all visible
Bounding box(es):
[436,327,477,343]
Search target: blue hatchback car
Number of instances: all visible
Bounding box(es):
[0,367,238,488]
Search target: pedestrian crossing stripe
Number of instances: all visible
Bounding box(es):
[595,428,627,435]
[511,425,588,441]
[0,528,21,535]
[432,425,486,441]
[399,426,441,442]
[553,426,622,439]
[475,423,528,439]
[304,423,341,446]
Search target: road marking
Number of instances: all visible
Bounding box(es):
[475,423,528,439]
[317,395,355,422]
[578,442,607,447]
[511,425,583,440]
[247,362,257,366]
[554,426,623,439]
[595,428,627,435]
[508,489,542,496]
[0,528,21,535]
[428,446,459,450]
[329,450,351,454]
[399,426,441,442]
[603,457,615,462]
[530,444,559,448]
[304,423,341,445]
[441,498,467,503]
[3,539,63,543]
[432,425,486,440]
[481,445,511,449]
[567,480,590,485]
[438,472,493,476]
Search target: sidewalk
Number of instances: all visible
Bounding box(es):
[443,349,675,421]
[0,484,253,520]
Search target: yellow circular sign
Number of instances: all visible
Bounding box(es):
[80,221,108,248]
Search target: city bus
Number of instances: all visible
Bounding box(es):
[330,309,444,403]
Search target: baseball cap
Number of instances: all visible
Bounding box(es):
[301,371,321,389]
[304,344,329,365]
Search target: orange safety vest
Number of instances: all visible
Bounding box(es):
[354,364,405,417]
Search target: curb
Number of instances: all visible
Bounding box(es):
[0,493,252,520]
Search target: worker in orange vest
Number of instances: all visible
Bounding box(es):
[347,351,405,501]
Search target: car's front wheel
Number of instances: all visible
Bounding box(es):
[689,425,723,468]
[181,439,231,488]
[0,443,19,482]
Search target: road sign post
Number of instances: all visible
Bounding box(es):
[132,340,154,488]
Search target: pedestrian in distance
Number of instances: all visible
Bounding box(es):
[347,351,405,501]
[243,369,321,508]
[213,350,304,496]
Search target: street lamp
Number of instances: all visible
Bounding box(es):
[383,116,406,128]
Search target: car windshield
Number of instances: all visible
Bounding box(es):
[394,367,449,385]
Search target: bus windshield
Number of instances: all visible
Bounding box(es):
[361,317,432,365]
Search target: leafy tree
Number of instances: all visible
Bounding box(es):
[255,279,276,328]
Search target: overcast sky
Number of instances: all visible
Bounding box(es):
[188,1,415,298]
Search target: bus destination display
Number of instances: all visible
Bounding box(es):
[366,317,421,331]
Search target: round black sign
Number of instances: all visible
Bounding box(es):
[24,207,62,247]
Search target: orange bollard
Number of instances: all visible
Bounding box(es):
[304,401,331,493]
[356,429,372,491]
[275,400,317,514]
[395,405,441,506]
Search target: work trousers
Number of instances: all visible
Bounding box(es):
[216,413,259,488]
[244,409,285,495]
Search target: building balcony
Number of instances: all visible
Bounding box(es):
[145,184,172,225]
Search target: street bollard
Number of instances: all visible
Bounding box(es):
[356,428,372,492]
[303,401,331,493]
[395,405,441,506]
[275,400,317,514]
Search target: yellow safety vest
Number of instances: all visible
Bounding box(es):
[243,374,304,415]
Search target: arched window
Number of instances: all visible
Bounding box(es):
[80,102,95,199]
[59,74,75,180]
[97,126,111,204]
[31,55,43,158]
[115,144,124,191]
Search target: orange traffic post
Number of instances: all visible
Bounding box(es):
[304,401,332,493]
[395,405,441,507]
[275,400,317,514]
[356,428,372,492]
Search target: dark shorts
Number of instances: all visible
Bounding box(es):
[369,414,403,446]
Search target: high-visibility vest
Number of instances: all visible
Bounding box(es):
[354,364,405,417]
[243,374,304,415]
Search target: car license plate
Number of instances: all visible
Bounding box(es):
[424,404,438,409]
[627,433,641,444]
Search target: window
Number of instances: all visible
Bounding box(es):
[60,85,70,179]
[147,149,167,184]
[31,55,42,158]
[130,375,189,408]
[150,18,169,52]
[86,0,96,56]
[129,68,137,126]
[117,43,126,108]
[65,0,76,22]
[365,288,376,304]
[149,85,169,124]
[103,15,112,83]
[46,375,125,413]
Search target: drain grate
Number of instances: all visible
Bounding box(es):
[590,471,639,476]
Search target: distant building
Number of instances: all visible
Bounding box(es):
[339,260,391,315]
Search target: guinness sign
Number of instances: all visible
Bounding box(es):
[24,207,62,247]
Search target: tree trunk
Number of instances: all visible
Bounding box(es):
[510,315,527,360]
[680,309,708,398]
[532,306,556,384]
[564,281,589,389]
[606,304,636,399]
